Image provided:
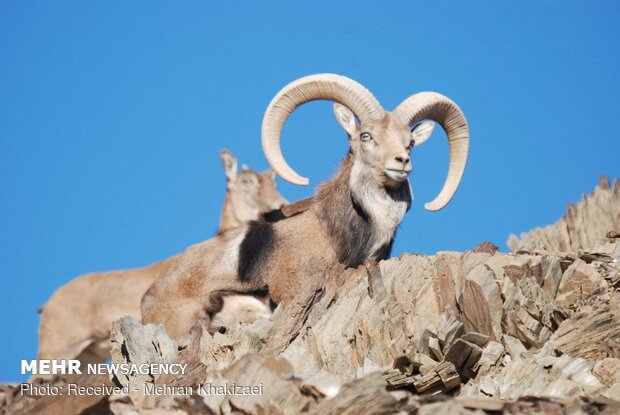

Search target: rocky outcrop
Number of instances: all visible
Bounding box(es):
[3,180,620,415]
[508,177,620,253]
[109,238,620,415]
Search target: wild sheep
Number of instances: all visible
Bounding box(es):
[37,150,285,363]
[141,73,470,345]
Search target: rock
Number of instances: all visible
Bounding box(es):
[309,372,399,415]
[508,178,620,253]
[0,374,112,415]
[593,358,620,386]
[474,341,504,372]
[463,265,503,339]
[4,179,620,414]
[502,278,556,348]
[603,382,620,400]
[551,355,603,394]
[551,305,620,359]
[109,316,179,409]
[473,242,500,254]
[555,259,606,308]
[213,354,314,415]
[458,279,495,339]
[436,316,465,354]
[413,361,461,394]
[502,335,527,360]
[444,336,486,380]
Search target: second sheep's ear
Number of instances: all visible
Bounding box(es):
[333,103,358,137]
[264,168,276,180]
[411,121,435,147]
[220,149,238,181]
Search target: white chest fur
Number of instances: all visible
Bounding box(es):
[350,162,411,260]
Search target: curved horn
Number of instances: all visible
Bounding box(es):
[393,92,469,211]
[262,74,384,185]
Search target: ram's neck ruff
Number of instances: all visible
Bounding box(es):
[315,156,411,267]
[350,159,411,259]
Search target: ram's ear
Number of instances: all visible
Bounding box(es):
[220,149,238,181]
[263,168,276,180]
[333,103,358,137]
[411,121,435,147]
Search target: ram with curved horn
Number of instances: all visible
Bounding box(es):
[142,74,469,345]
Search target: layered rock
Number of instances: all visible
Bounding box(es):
[3,179,620,415]
[508,177,620,253]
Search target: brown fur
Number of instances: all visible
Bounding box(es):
[38,258,176,362]
[219,150,287,232]
[142,158,410,343]
[38,152,286,363]
[141,106,437,345]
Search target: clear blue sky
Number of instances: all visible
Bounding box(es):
[1,1,618,381]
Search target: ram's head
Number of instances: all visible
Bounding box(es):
[261,74,469,211]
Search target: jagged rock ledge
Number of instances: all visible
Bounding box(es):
[508,177,619,254]
[2,179,619,415]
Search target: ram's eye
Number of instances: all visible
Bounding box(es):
[407,140,415,151]
[360,132,373,142]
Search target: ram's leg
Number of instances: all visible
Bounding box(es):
[208,288,272,332]
[39,300,93,361]
[141,272,265,345]
[157,299,208,345]
[76,340,110,365]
